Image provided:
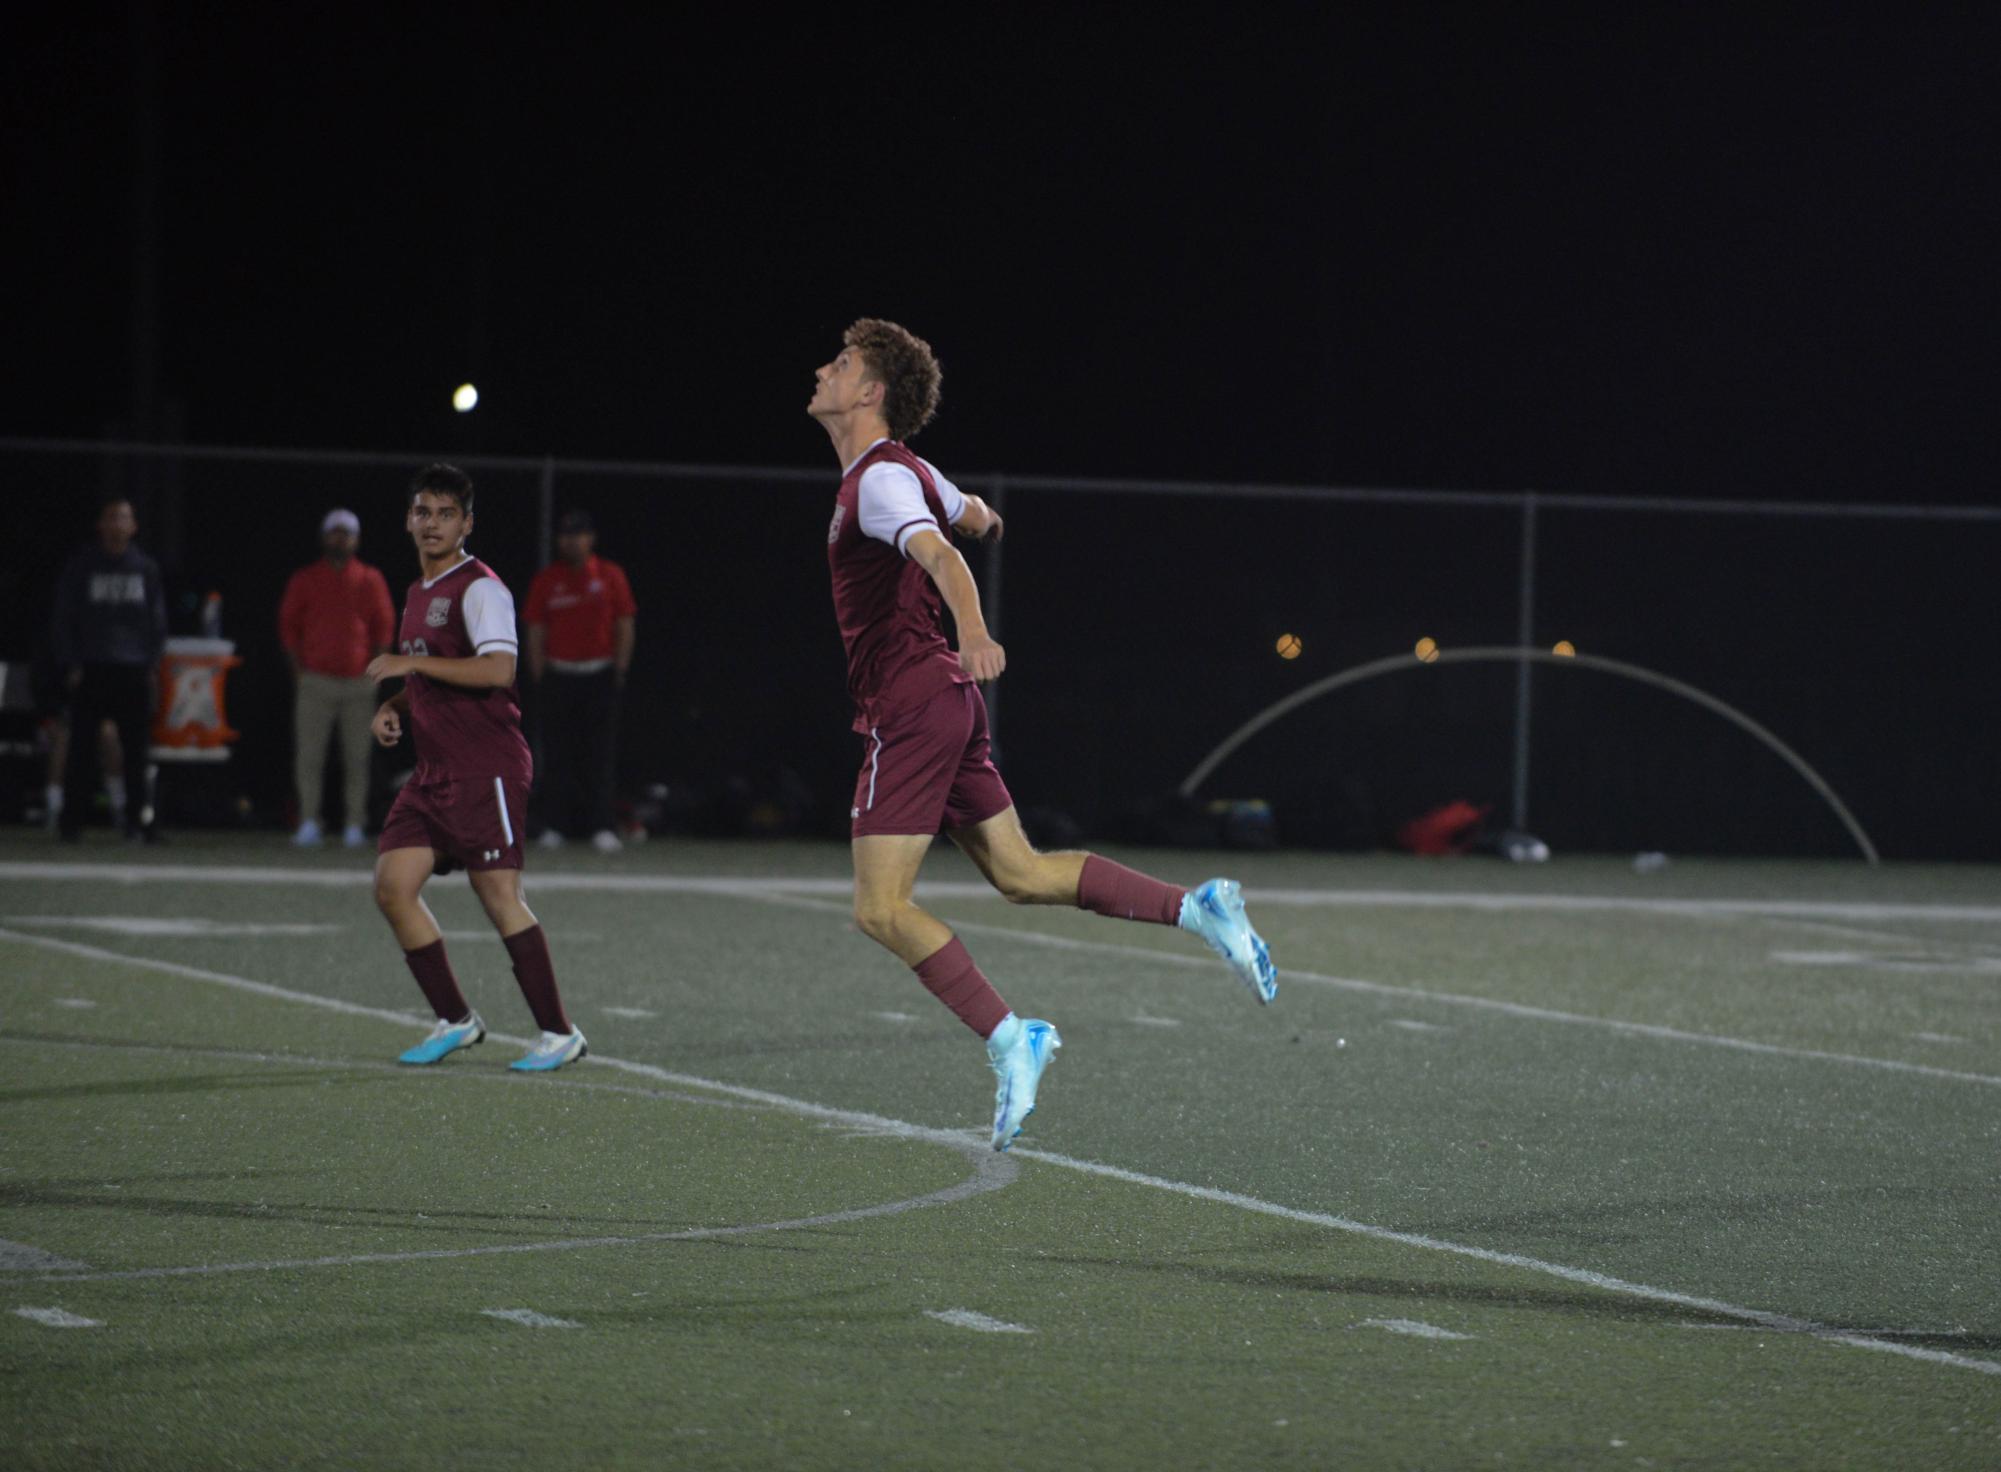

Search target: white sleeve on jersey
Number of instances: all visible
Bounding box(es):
[461,577,519,655]
[857,461,969,557]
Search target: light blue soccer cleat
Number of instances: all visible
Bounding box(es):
[1180,878,1279,1004]
[987,1014,1062,1152]
[509,1028,588,1072]
[399,1013,486,1065]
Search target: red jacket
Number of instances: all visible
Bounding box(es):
[279,558,397,678]
[523,555,636,664]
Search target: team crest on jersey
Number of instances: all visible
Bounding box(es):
[827,505,846,544]
[425,596,453,628]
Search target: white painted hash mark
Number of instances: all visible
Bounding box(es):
[0,1240,89,1272]
[482,1308,580,1329]
[1130,1013,1183,1028]
[54,998,97,1009]
[1388,1018,1449,1033]
[601,1006,656,1019]
[873,1011,917,1024]
[15,1307,102,1328]
[925,1308,1033,1334]
[1913,1033,1967,1045]
[1357,1318,1472,1341]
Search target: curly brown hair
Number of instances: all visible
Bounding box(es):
[844,318,942,441]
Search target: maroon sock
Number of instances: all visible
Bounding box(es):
[1077,854,1186,926]
[912,936,1012,1039]
[502,924,572,1034]
[403,939,471,1023]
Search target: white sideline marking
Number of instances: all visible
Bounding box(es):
[1357,1317,1472,1341]
[725,891,2001,1091]
[5,916,337,938]
[1131,1013,1183,1028]
[1388,1019,1449,1034]
[0,1241,88,1272]
[601,1006,657,1019]
[11,862,2001,925]
[15,1307,101,1328]
[2,925,1996,1380]
[483,1308,580,1329]
[1002,1145,2001,1379]
[925,1308,1032,1334]
[53,998,97,1009]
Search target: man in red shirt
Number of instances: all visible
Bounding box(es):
[522,510,636,854]
[278,508,397,847]
[810,318,1279,1154]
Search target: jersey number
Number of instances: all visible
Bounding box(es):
[401,639,429,657]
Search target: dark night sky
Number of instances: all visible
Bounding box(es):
[7,6,1998,500]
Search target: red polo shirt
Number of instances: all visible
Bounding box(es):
[279,558,397,678]
[523,555,636,664]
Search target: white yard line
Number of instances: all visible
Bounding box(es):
[718,890,2001,1090]
[1,924,1993,1379]
[6,862,2001,925]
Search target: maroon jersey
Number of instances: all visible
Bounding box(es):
[827,441,970,731]
[397,557,532,784]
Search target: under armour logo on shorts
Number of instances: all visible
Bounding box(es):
[484,849,501,861]
[850,806,860,819]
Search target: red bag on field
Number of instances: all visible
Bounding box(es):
[1396,800,1491,856]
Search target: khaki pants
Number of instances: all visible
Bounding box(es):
[295,672,377,829]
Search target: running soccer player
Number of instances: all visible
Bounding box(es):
[809,319,1278,1152]
[365,463,587,1072]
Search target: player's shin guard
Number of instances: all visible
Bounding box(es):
[913,936,1012,1038]
[404,938,472,1022]
[502,924,572,1034]
[1076,854,1186,926]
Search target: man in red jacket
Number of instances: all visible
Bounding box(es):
[522,510,636,853]
[279,508,397,846]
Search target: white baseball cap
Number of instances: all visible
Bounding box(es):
[321,508,360,535]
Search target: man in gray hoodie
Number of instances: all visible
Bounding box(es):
[50,497,168,841]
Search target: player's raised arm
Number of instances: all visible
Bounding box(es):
[905,528,1005,682]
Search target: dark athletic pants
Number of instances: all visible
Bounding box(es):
[61,663,155,836]
[538,668,619,837]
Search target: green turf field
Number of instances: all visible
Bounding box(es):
[2,830,1997,1469]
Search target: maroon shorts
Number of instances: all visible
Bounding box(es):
[852,683,1013,838]
[379,772,528,872]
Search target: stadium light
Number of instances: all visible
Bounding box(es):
[453,383,480,413]
[1552,640,1577,657]
[1275,633,1302,660]
[1415,636,1440,663]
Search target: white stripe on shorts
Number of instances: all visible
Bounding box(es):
[866,727,882,811]
[493,777,515,849]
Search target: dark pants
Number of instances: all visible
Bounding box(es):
[539,668,620,836]
[62,663,155,837]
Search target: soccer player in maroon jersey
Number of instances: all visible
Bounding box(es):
[809,319,1278,1151]
[364,464,587,1072]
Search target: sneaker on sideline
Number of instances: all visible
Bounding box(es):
[292,819,323,847]
[590,829,623,854]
